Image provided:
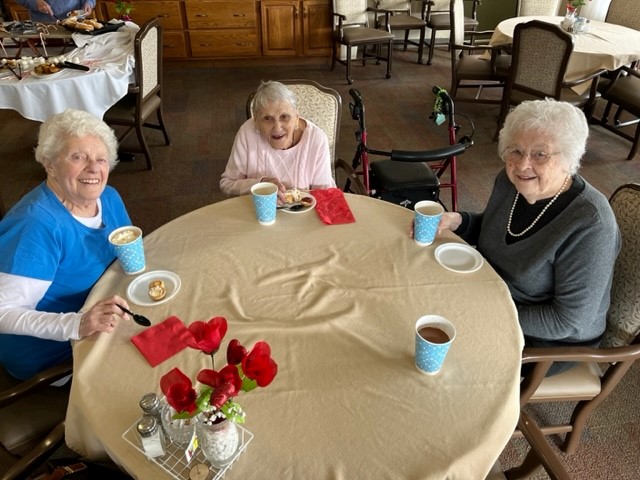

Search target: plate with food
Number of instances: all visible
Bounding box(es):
[127,270,182,307]
[67,9,87,19]
[434,243,484,274]
[62,18,124,35]
[280,188,316,213]
[30,63,65,78]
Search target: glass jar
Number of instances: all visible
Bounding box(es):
[137,414,166,458]
[160,402,198,447]
[195,414,240,469]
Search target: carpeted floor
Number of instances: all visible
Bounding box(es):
[1,43,639,479]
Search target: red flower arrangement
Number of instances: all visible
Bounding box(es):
[160,317,278,424]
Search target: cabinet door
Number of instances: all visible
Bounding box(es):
[261,1,301,56]
[302,0,331,56]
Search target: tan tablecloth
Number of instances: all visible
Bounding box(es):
[66,194,524,479]
[490,16,640,94]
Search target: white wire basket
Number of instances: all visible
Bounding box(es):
[122,418,253,480]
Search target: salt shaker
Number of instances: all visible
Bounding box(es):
[137,414,166,458]
[139,392,162,422]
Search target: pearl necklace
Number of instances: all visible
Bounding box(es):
[507,175,570,237]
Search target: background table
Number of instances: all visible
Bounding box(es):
[490,16,640,93]
[0,22,136,121]
[66,194,524,479]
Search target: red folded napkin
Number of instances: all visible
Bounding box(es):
[131,316,194,367]
[311,188,356,225]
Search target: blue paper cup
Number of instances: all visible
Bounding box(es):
[108,226,146,275]
[251,182,278,226]
[414,200,444,246]
[415,315,456,375]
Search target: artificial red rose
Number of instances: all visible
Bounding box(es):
[197,364,241,396]
[187,316,228,354]
[210,383,236,409]
[242,341,278,387]
[227,339,248,365]
[160,368,198,414]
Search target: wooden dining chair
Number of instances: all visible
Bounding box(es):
[0,361,72,480]
[605,0,640,30]
[422,0,480,66]
[331,0,395,84]
[245,79,356,186]
[509,183,640,477]
[375,0,426,64]
[495,20,604,136]
[103,18,171,171]
[592,65,640,160]
[448,0,510,105]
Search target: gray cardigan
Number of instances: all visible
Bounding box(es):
[458,170,620,344]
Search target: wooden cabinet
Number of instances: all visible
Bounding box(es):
[261,0,331,56]
[185,0,259,57]
[98,1,188,58]
[88,0,331,61]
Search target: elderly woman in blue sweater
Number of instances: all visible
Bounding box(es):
[438,99,621,376]
[18,0,94,23]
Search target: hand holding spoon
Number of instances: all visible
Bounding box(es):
[117,304,151,327]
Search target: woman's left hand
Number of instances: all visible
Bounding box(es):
[78,295,131,337]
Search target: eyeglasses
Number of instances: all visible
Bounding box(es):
[502,148,561,165]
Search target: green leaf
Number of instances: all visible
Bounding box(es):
[195,387,213,412]
[241,376,258,392]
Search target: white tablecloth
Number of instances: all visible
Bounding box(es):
[0,22,137,122]
[66,194,524,479]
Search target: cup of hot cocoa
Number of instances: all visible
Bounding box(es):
[414,315,456,375]
[108,226,146,275]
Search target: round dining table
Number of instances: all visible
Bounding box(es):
[65,193,524,479]
[490,15,640,94]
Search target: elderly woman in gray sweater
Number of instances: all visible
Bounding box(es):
[438,98,620,376]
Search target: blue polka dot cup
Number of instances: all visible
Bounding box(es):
[415,315,456,375]
[108,226,146,275]
[414,201,444,246]
[251,182,278,226]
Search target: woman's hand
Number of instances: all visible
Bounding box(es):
[36,0,53,16]
[78,295,131,337]
[437,212,463,235]
[260,176,287,203]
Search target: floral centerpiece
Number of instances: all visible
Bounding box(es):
[159,316,278,467]
[113,0,134,21]
[566,0,590,13]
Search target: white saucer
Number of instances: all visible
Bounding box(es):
[434,243,483,273]
[31,68,65,79]
[127,270,181,306]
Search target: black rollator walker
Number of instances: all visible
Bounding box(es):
[343,86,474,211]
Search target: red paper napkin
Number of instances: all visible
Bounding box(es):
[131,316,194,367]
[311,188,356,225]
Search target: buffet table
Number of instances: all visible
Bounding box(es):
[66,194,524,479]
[0,21,136,121]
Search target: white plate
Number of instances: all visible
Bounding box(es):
[127,270,181,307]
[281,191,316,214]
[68,9,87,19]
[434,243,484,273]
[31,68,65,79]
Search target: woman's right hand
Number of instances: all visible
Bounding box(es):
[78,295,131,337]
[437,212,463,235]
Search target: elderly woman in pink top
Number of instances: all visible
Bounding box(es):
[220,81,335,202]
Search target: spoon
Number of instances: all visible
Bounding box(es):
[117,304,151,327]
[277,203,306,212]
